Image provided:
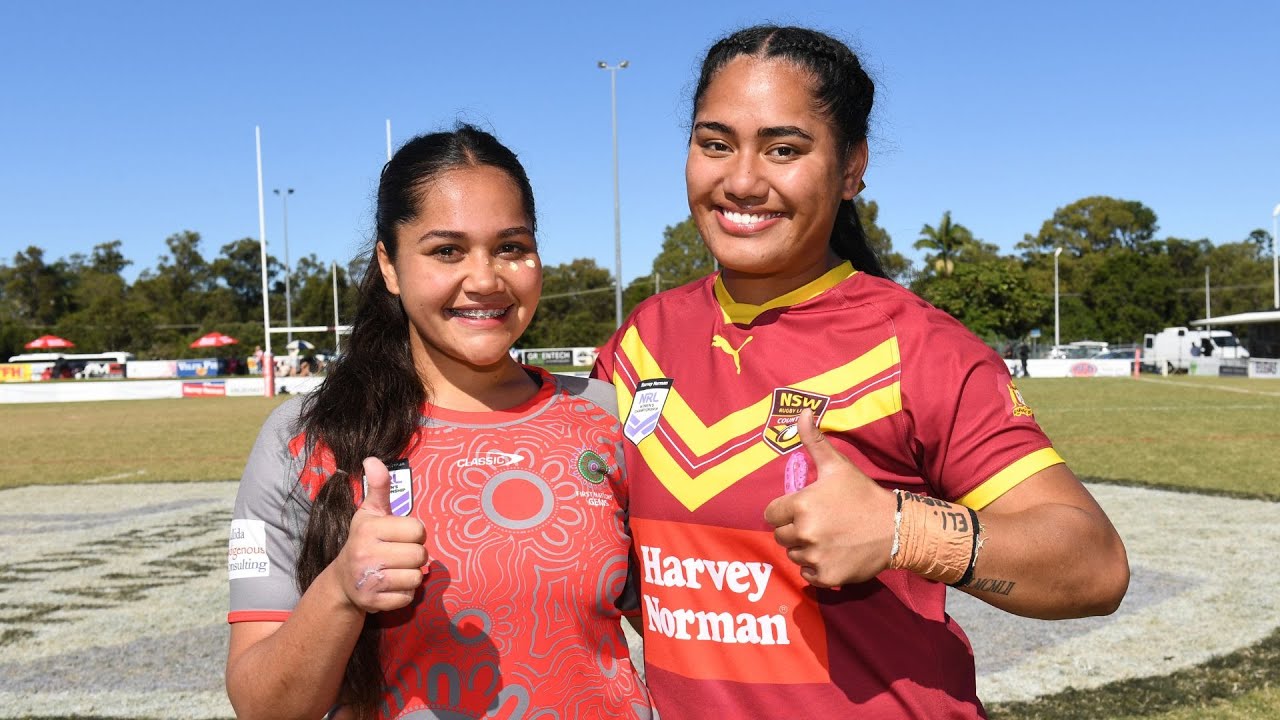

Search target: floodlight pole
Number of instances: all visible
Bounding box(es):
[1272,203,1279,309]
[598,60,628,328]
[1053,247,1063,349]
[274,188,295,344]
[255,127,275,397]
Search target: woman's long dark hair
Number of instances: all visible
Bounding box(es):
[692,25,888,278]
[293,123,536,719]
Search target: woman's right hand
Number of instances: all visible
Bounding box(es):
[335,457,428,613]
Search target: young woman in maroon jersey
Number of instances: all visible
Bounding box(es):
[227,125,650,720]
[593,25,1128,718]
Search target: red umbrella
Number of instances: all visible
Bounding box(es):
[25,334,75,350]
[190,332,239,349]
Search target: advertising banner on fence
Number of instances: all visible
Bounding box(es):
[126,360,178,379]
[182,381,227,397]
[519,347,599,368]
[0,364,32,383]
[176,359,221,378]
[1249,358,1280,379]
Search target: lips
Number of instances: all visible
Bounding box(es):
[447,306,510,319]
[716,207,784,234]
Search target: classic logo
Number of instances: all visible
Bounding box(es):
[454,450,526,469]
[1008,382,1034,417]
[625,378,673,444]
[762,388,830,454]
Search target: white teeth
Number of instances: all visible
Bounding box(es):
[724,210,778,225]
[450,308,507,319]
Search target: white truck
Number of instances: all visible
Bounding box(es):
[1142,327,1249,373]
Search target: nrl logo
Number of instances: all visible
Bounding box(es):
[763,388,830,454]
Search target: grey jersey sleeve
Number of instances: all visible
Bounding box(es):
[553,373,640,612]
[227,397,311,620]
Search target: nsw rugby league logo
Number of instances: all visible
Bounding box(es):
[625,378,673,444]
[763,388,830,454]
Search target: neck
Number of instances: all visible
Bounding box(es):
[720,251,842,306]
[412,353,538,412]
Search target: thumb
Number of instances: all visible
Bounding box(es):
[796,408,840,470]
[359,456,393,516]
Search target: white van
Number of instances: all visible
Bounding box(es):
[1142,327,1249,373]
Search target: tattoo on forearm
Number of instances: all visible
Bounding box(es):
[967,577,1015,596]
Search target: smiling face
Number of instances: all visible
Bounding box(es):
[686,56,866,304]
[377,165,541,379]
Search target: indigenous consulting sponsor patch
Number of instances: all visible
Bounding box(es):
[227,519,270,579]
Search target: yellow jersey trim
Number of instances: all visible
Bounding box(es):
[956,447,1064,509]
[715,261,857,325]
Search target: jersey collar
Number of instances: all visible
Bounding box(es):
[714,261,857,325]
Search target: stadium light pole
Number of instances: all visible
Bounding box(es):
[1053,247,1063,349]
[273,188,295,344]
[1272,203,1279,308]
[598,59,628,328]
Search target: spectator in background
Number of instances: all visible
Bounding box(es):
[1019,341,1031,378]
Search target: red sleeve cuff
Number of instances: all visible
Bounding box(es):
[227,609,291,624]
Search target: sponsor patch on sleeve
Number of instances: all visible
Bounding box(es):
[227,519,270,579]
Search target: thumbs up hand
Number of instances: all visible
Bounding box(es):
[763,409,897,588]
[335,457,427,613]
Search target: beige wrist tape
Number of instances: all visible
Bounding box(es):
[889,490,981,586]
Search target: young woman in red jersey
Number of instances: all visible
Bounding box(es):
[227,125,650,720]
[593,26,1128,719]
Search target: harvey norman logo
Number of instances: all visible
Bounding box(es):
[640,544,788,645]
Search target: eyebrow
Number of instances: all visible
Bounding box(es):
[415,226,533,243]
[693,121,814,142]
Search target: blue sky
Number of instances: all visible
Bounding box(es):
[3,1,1278,286]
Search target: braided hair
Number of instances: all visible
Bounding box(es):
[692,25,887,278]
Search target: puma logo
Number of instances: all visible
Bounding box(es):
[711,335,754,374]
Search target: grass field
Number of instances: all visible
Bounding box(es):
[3,374,1279,719]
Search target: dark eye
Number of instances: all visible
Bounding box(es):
[701,140,731,154]
[431,245,461,260]
[497,242,530,257]
[767,145,798,159]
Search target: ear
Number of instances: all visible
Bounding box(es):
[840,138,869,201]
[376,241,400,296]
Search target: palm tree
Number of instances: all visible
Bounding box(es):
[914,211,973,276]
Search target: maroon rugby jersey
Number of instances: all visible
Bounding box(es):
[593,262,1062,719]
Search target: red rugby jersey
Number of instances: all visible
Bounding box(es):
[228,368,650,719]
[593,263,1062,719]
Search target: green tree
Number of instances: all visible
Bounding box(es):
[914,211,976,276]
[1018,196,1158,257]
[523,258,615,349]
[2,246,74,326]
[857,198,911,282]
[912,258,1047,340]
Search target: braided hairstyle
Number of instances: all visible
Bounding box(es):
[692,25,887,278]
[294,123,536,719]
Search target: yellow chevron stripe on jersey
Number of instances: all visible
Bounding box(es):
[715,262,857,325]
[955,447,1065,509]
[625,377,903,511]
[618,327,901,456]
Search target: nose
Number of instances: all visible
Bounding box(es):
[462,254,503,295]
[722,152,767,206]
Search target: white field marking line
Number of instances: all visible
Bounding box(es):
[1135,376,1280,397]
[1039,403,1276,413]
[83,469,148,484]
